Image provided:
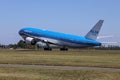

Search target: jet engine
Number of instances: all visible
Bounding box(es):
[25,37,37,45]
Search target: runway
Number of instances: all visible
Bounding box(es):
[0,64,120,72]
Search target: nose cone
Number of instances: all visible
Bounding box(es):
[98,42,102,46]
[19,29,22,35]
[19,29,24,36]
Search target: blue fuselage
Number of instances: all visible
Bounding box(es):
[19,28,101,47]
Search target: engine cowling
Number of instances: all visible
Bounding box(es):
[25,37,37,45]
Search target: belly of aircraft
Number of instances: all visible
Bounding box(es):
[39,37,90,48]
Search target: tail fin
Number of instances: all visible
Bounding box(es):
[85,20,104,40]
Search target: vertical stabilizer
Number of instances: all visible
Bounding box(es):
[85,20,104,40]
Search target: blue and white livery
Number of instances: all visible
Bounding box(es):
[19,20,104,50]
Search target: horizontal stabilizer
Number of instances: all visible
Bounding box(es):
[97,35,113,39]
[101,42,118,44]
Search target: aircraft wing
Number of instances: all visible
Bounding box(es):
[29,36,60,46]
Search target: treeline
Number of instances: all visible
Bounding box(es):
[0,40,39,49]
[0,40,120,50]
[95,45,120,50]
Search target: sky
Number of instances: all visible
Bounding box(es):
[0,0,120,45]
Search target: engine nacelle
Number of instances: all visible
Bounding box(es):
[25,37,37,45]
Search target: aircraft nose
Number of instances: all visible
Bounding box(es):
[19,29,24,36]
[97,42,102,46]
[99,43,102,46]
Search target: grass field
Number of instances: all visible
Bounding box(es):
[0,49,120,80]
[0,67,120,80]
[0,49,120,68]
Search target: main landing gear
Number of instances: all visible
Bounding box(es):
[60,47,68,51]
[44,47,68,51]
[44,43,52,51]
[44,47,52,51]
[43,43,68,51]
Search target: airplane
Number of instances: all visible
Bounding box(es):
[19,20,104,51]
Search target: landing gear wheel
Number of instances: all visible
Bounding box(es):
[60,48,68,51]
[44,48,52,51]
